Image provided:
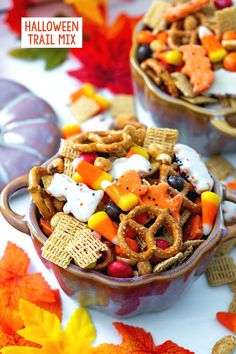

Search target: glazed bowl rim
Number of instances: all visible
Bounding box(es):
[26,153,225,288]
[130,21,236,117]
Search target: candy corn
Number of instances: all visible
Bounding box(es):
[88,211,118,245]
[201,191,220,235]
[126,146,149,160]
[94,94,110,110]
[72,172,85,184]
[155,50,183,66]
[76,160,113,190]
[102,181,139,211]
[199,26,227,63]
[70,83,95,103]
[61,124,81,139]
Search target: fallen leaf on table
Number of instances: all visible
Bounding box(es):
[1,300,96,354]
[9,48,69,70]
[35,289,62,321]
[0,326,40,352]
[64,0,107,25]
[0,242,56,331]
[5,0,29,34]
[217,312,236,333]
[68,14,141,94]
[93,322,194,354]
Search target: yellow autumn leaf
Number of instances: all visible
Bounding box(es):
[1,299,96,354]
[64,0,107,25]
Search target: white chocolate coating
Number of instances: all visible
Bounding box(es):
[205,69,236,96]
[174,144,213,193]
[46,173,104,222]
[109,154,152,179]
[222,200,236,223]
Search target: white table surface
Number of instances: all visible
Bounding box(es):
[1,2,236,353]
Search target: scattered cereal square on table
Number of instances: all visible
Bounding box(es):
[205,156,234,181]
[229,294,236,313]
[206,255,236,286]
[110,95,135,117]
[70,95,100,122]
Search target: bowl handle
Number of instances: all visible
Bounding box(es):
[221,185,236,243]
[211,116,236,139]
[0,175,30,235]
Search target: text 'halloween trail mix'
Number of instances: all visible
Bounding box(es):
[28,126,220,278]
[137,0,236,108]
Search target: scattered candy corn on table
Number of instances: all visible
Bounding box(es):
[1,2,236,353]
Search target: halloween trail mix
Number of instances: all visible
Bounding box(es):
[136,0,236,108]
[28,123,222,278]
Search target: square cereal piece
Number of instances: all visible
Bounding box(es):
[229,282,236,293]
[205,156,234,180]
[59,139,77,160]
[110,95,135,118]
[66,229,107,269]
[229,294,236,313]
[70,95,100,123]
[41,214,84,268]
[206,255,236,286]
[143,127,178,155]
[215,239,236,257]
[215,7,236,35]
[63,158,74,178]
[143,0,170,33]
[153,252,184,272]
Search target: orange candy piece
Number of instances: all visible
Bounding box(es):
[164,0,210,23]
[116,171,148,199]
[180,44,214,93]
[223,53,236,72]
[61,124,81,139]
[183,214,203,241]
[222,31,236,41]
[115,238,139,258]
[137,30,156,44]
[140,182,183,221]
[76,159,113,190]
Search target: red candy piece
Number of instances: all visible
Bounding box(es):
[151,239,171,265]
[216,312,236,333]
[78,152,98,165]
[214,0,232,9]
[183,214,203,241]
[40,218,53,237]
[108,260,133,278]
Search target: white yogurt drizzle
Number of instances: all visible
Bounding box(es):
[174,144,213,193]
[222,200,236,223]
[109,154,152,179]
[46,173,104,222]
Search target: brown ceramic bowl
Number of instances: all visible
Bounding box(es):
[131,22,236,155]
[1,154,236,317]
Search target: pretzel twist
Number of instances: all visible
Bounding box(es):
[28,167,55,219]
[118,205,182,262]
[71,130,132,153]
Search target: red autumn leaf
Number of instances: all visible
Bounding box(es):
[217,312,236,333]
[0,242,56,331]
[155,340,194,353]
[94,322,194,354]
[0,326,40,352]
[5,0,29,34]
[68,14,141,94]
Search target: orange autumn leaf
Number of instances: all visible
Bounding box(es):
[93,322,194,354]
[0,242,55,331]
[0,326,40,352]
[64,0,107,25]
[35,290,62,321]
